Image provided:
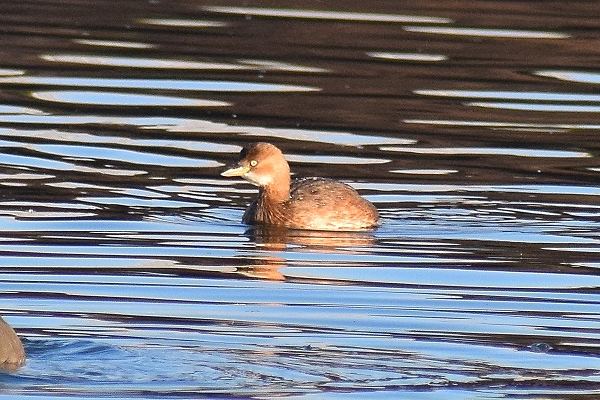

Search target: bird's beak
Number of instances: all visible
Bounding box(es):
[221,163,250,177]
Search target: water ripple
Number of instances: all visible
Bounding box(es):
[202,6,452,24]
[404,26,570,39]
[32,91,231,107]
[139,18,227,28]
[0,76,319,92]
[380,146,590,158]
[40,54,327,73]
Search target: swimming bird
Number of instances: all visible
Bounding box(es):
[0,316,25,369]
[221,142,378,231]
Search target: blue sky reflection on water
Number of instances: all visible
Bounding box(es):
[0,76,319,92]
[32,91,232,107]
[1,0,600,398]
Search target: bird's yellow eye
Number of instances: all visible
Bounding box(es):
[250,160,258,167]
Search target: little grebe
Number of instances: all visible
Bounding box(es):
[221,142,378,231]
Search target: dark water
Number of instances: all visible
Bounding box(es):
[1,0,600,398]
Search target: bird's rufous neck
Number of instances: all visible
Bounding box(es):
[262,174,291,203]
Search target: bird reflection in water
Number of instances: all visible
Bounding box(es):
[236,226,375,281]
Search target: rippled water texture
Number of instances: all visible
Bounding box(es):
[1,1,600,398]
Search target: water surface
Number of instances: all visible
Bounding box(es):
[1,0,600,398]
